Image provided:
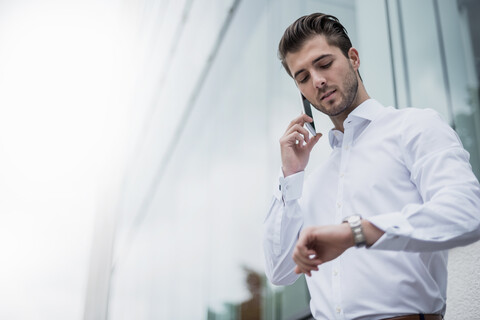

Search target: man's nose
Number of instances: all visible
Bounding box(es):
[312,73,326,89]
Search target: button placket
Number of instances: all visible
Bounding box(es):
[332,126,354,320]
[335,128,353,222]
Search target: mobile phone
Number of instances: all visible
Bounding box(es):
[301,94,317,137]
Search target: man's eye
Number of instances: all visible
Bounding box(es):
[298,76,309,83]
[320,61,333,69]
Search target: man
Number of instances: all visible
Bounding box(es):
[263,13,480,320]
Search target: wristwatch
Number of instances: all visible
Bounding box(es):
[342,215,367,247]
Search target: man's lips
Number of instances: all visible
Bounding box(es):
[321,89,336,100]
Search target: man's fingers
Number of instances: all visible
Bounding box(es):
[295,266,312,277]
[284,115,314,138]
[295,265,312,276]
[295,255,322,270]
[294,259,321,277]
[281,131,308,148]
[293,246,322,273]
[293,231,324,275]
[306,132,322,151]
[287,113,314,130]
[289,132,306,146]
[293,249,319,264]
[285,124,311,143]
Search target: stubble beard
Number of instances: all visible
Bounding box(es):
[313,66,359,117]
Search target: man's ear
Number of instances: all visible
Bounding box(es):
[348,47,360,71]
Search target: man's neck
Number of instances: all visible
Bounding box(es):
[330,88,370,132]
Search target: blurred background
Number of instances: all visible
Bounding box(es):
[0,0,479,319]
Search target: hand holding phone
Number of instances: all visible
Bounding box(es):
[279,100,321,177]
[301,94,317,137]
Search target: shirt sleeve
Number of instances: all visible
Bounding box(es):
[368,109,480,251]
[263,170,304,285]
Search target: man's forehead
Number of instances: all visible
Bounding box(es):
[285,35,337,75]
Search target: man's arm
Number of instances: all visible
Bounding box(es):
[368,109,480,251]
[263,176,304,285]
[292,109,480,276]
[263,114,321,284]
[292,220,383,276]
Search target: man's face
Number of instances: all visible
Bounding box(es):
[285,35,359,117]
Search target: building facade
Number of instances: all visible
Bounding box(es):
[84,0,480,319]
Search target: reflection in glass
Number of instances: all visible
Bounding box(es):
[101,0,480,319]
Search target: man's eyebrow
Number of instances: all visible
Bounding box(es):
[293,54,333,79]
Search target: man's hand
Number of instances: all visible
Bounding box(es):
[292,221,384,276]
[280,114,322,177]
[292,224,354,276]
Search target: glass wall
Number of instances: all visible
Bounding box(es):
[93,0,480,319]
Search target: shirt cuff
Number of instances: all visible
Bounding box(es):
[367,212,414,250]
[273,169,304,202]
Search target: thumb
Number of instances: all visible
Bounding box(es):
[307,132,322,151]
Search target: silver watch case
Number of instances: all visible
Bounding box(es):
[343,215,367,247]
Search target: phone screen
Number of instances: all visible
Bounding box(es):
[301,94,316,137]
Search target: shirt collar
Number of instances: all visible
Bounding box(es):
[346,98,384,122]
[328,99,385,148]
[328,130,344,148]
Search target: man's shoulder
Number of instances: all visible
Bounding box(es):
[385,105,439,117]
[392,107,459,152]
[379,106,445,128]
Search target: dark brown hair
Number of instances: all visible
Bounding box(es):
[278,13,353,77]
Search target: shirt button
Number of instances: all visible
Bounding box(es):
[340,173,344,178]
[337,202,342,208]
[336,307,341,314]
[333,269,338,276]
[345,145,349,150]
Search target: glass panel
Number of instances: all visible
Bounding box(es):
[106,0,480,319]
[355,0,397,108]
[398,0,451,122]
[439,0,480,179]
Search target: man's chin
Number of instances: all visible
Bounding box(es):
[315,103,348,117]
[328,106,348,117]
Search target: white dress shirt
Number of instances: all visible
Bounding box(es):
[263,99,480,320]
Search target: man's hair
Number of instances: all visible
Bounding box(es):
[278,13,353,77]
